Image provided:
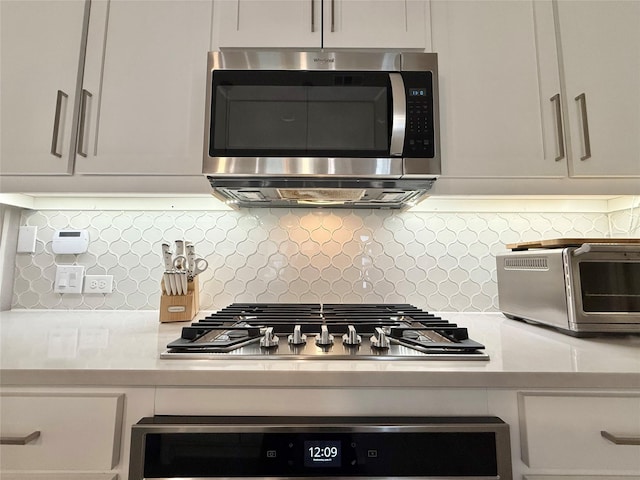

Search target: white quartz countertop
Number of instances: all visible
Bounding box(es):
[1,310,639,389]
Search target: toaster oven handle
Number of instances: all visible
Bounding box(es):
[389,73,406,156]
[573,243,640,256]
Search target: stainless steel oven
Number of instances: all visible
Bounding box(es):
[129,416,512,479]
[203,50,440,208]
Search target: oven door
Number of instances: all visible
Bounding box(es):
[129,416,512,479]
[569,244,640,331]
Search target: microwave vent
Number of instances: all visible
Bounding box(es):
[277,188,366,203]
[504,257,549,270]
[233,190,267,202]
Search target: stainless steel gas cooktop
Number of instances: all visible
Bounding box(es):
[161,303,489,360]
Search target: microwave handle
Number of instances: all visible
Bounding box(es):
[573,243,640,256]
[389,73,406,156]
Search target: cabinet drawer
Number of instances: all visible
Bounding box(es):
[0,393,124,471]
[518,393,640,471]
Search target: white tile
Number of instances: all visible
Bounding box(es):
[13,209,617,312]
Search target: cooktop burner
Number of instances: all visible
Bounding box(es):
[161,303,488,360]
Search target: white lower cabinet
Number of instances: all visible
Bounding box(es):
[0,393,124,471]
[0,388,155,480]
[518,392,640,475]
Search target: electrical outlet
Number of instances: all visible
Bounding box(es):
[83,275,114,294]
[54,265,85,294]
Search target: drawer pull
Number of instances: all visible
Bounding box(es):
[601,430,640,446]
[0,430,41,445]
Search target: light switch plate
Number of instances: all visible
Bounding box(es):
[17,226,37,253]
[54,265,85,294]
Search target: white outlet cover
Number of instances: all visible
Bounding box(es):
[83,275,114,294]
[54,265,85,294]
[17,226,37,253]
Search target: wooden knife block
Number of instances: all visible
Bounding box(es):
[159,275,199,323]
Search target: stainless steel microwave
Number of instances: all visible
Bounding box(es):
[203,50,440,208]
[497,243,640,336]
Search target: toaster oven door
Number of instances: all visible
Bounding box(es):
[569,247,640,331]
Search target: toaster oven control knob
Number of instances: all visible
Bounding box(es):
[260,327,279,348]
[316,325,334,346]
[342,325,362,346]
[370,327,390,349]
[288,325,307,345]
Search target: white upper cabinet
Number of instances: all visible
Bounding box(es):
[213,0,321,48]
[322,0,428,49]
[213,0,428,50]
[0,0,87,175]
[554,0,640,177]
[75,0,212,175]
[431,0,566,178]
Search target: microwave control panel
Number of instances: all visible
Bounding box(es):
[402,71,435,158]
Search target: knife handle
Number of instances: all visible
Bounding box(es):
[161,243,174,271]
[175,240,185,257]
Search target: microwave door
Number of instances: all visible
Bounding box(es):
[389,73,406,156]
[209,70,394,161]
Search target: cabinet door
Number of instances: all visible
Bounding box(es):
[213,0,321,48]
[432,0,567,178]
[322,0,428,49]
[556,0,640,177]
[0,1,86,175]
[76,0,212,175]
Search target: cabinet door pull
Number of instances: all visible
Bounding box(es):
[550,94,565,161]
[0,430,41,445]
[77,89,92,157]
[575,92,591,160]
[311,0,315,32]
[601,430,640,446]
[331,0,335,32]
[50,90,68,158]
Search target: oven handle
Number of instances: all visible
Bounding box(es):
[389,73,406,157]
[573,243,640,256]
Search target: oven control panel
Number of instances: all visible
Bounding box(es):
[131,416,512,479]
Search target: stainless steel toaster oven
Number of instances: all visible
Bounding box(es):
[497,242,640,336]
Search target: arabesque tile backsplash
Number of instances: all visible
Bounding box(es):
[11,207,637,312]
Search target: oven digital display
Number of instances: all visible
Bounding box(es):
[304,440,341,467]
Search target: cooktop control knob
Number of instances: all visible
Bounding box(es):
[370,327,390,349]
[342,325,362,346]
[260,327,279,348]
[315,325,334,346]
[288,325,307,345]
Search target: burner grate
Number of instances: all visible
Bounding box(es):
[163,303,488,360]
